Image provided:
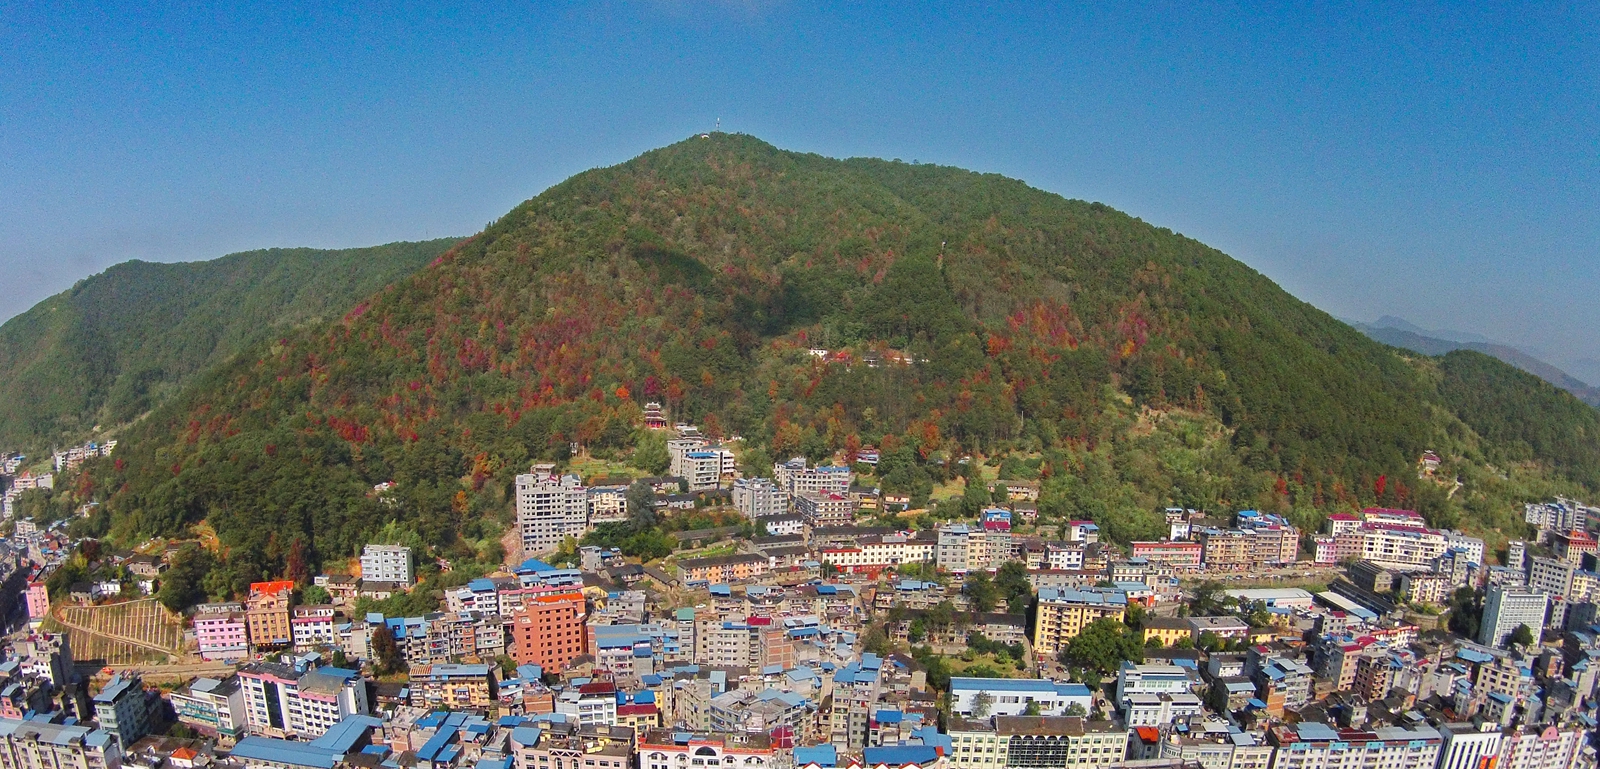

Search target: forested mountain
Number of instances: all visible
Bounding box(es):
[0,240,459,453]
[48,135,1599,591]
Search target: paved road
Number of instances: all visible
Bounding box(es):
[74,660,235,680]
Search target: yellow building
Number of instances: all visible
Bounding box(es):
[1141,617,1191,648]
[1033,587,1127,657]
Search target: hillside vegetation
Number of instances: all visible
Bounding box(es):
[42,135,1595,592]
[0,239,459,452]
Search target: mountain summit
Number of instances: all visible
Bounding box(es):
[65,135,1600,569]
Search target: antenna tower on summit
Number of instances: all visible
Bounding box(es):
[715,117,720,133]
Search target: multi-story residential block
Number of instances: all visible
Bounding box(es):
[1398,572,1452,604]
[1507,540,1529,571]
[0,717,121,769]
[1046,543,1084,571]
[947,716,1129,769]
[709,688,811,738]
[1480,586,1549,647]
[586,483,630,524]
[92,673,149,749]
[1033,588,1127,658]
[754,513,808,538]
[638,730,776,769]
[949,678,1093,718]
[1268,722,1440,769]
[510,591,588,672]
[1495,723,1585,769]
[516,472,588,556]
[1551,529,1597,565]
[170,676,247,745]
[1250,655,1313,716]
[677,554,769,585]
[237,662,368,740]
[672,448,735,491]
[358,545,413,586]
[555,681,619,726]
[246,581,294,649]
[1129,541,1203,569]
[793,492,855,526]
[408,664,496,710]
[819,532,935,573]
[1115,662,1192,701]
[773,458,852,497]
[194,604,249,661]
[508,719,633,769]
[290,605,336,652]
[1437,722,1503,769]
[1334,521,1451,570]
[830,656,882,750]
[1525,497,1596,532]
[23,582,48,621]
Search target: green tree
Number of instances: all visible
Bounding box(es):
[371,626,405,675]
[1022,700,1042,716]
[964,571,1000,613]
[633,432,671,475]
[156,544,215,612]
[971,691,994,718]
[626,481,659,531]
[1059,619,1144,676]
[1508,624,1535,648]
[300,584,332,605]
[995,561,1033,615]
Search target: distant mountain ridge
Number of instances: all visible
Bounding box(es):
[0,239,461,453]
[1351,317,1600,408]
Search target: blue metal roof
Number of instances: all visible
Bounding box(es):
[793,745,837,767]
[863,746,939,766]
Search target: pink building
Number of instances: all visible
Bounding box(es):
[195,607,250,661]
[25,581,49,620]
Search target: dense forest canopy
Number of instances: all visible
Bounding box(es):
[27,134,1596,593]
[0,239,460,453]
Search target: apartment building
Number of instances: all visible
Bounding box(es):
[408,664,496,710]
[0,718,121,769]
[510,591,588,673]
[773,458,851,496]
[1268,722,1441,769]
[819,531,935,573]
[92,674,149,749]
[676,554,769,585]
[733,477,789,519]
[194,603,249,661]
[638,730,776,769]
[170,676,247,745]
[516,472,588,556]
[1033,588,1128,657]
[237,662,368,740]
[246,581,294,649]
[358,545,413,585]
[1480,586,1549,647]
[1129,541,1203,569]
[290,606,337,652]
[586,483,630,524]
[793,492,856,526]
[508,720,633,769]
[947,716,1129,769]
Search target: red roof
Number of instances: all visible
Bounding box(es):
[578,681,617,695]
[250,580,295,596]
[617,703,659,716]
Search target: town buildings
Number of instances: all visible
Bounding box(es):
[1480,586,1550,647]
[245,582,294,650]
[1033,588,1128,657]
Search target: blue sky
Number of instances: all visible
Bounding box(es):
[3,2,1597,372]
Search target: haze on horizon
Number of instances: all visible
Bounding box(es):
[3,3,1596,376]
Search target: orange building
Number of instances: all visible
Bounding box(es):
[511,591,588,672]
[247,580,294,648]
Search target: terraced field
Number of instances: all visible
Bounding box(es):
[48,599,188,665]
